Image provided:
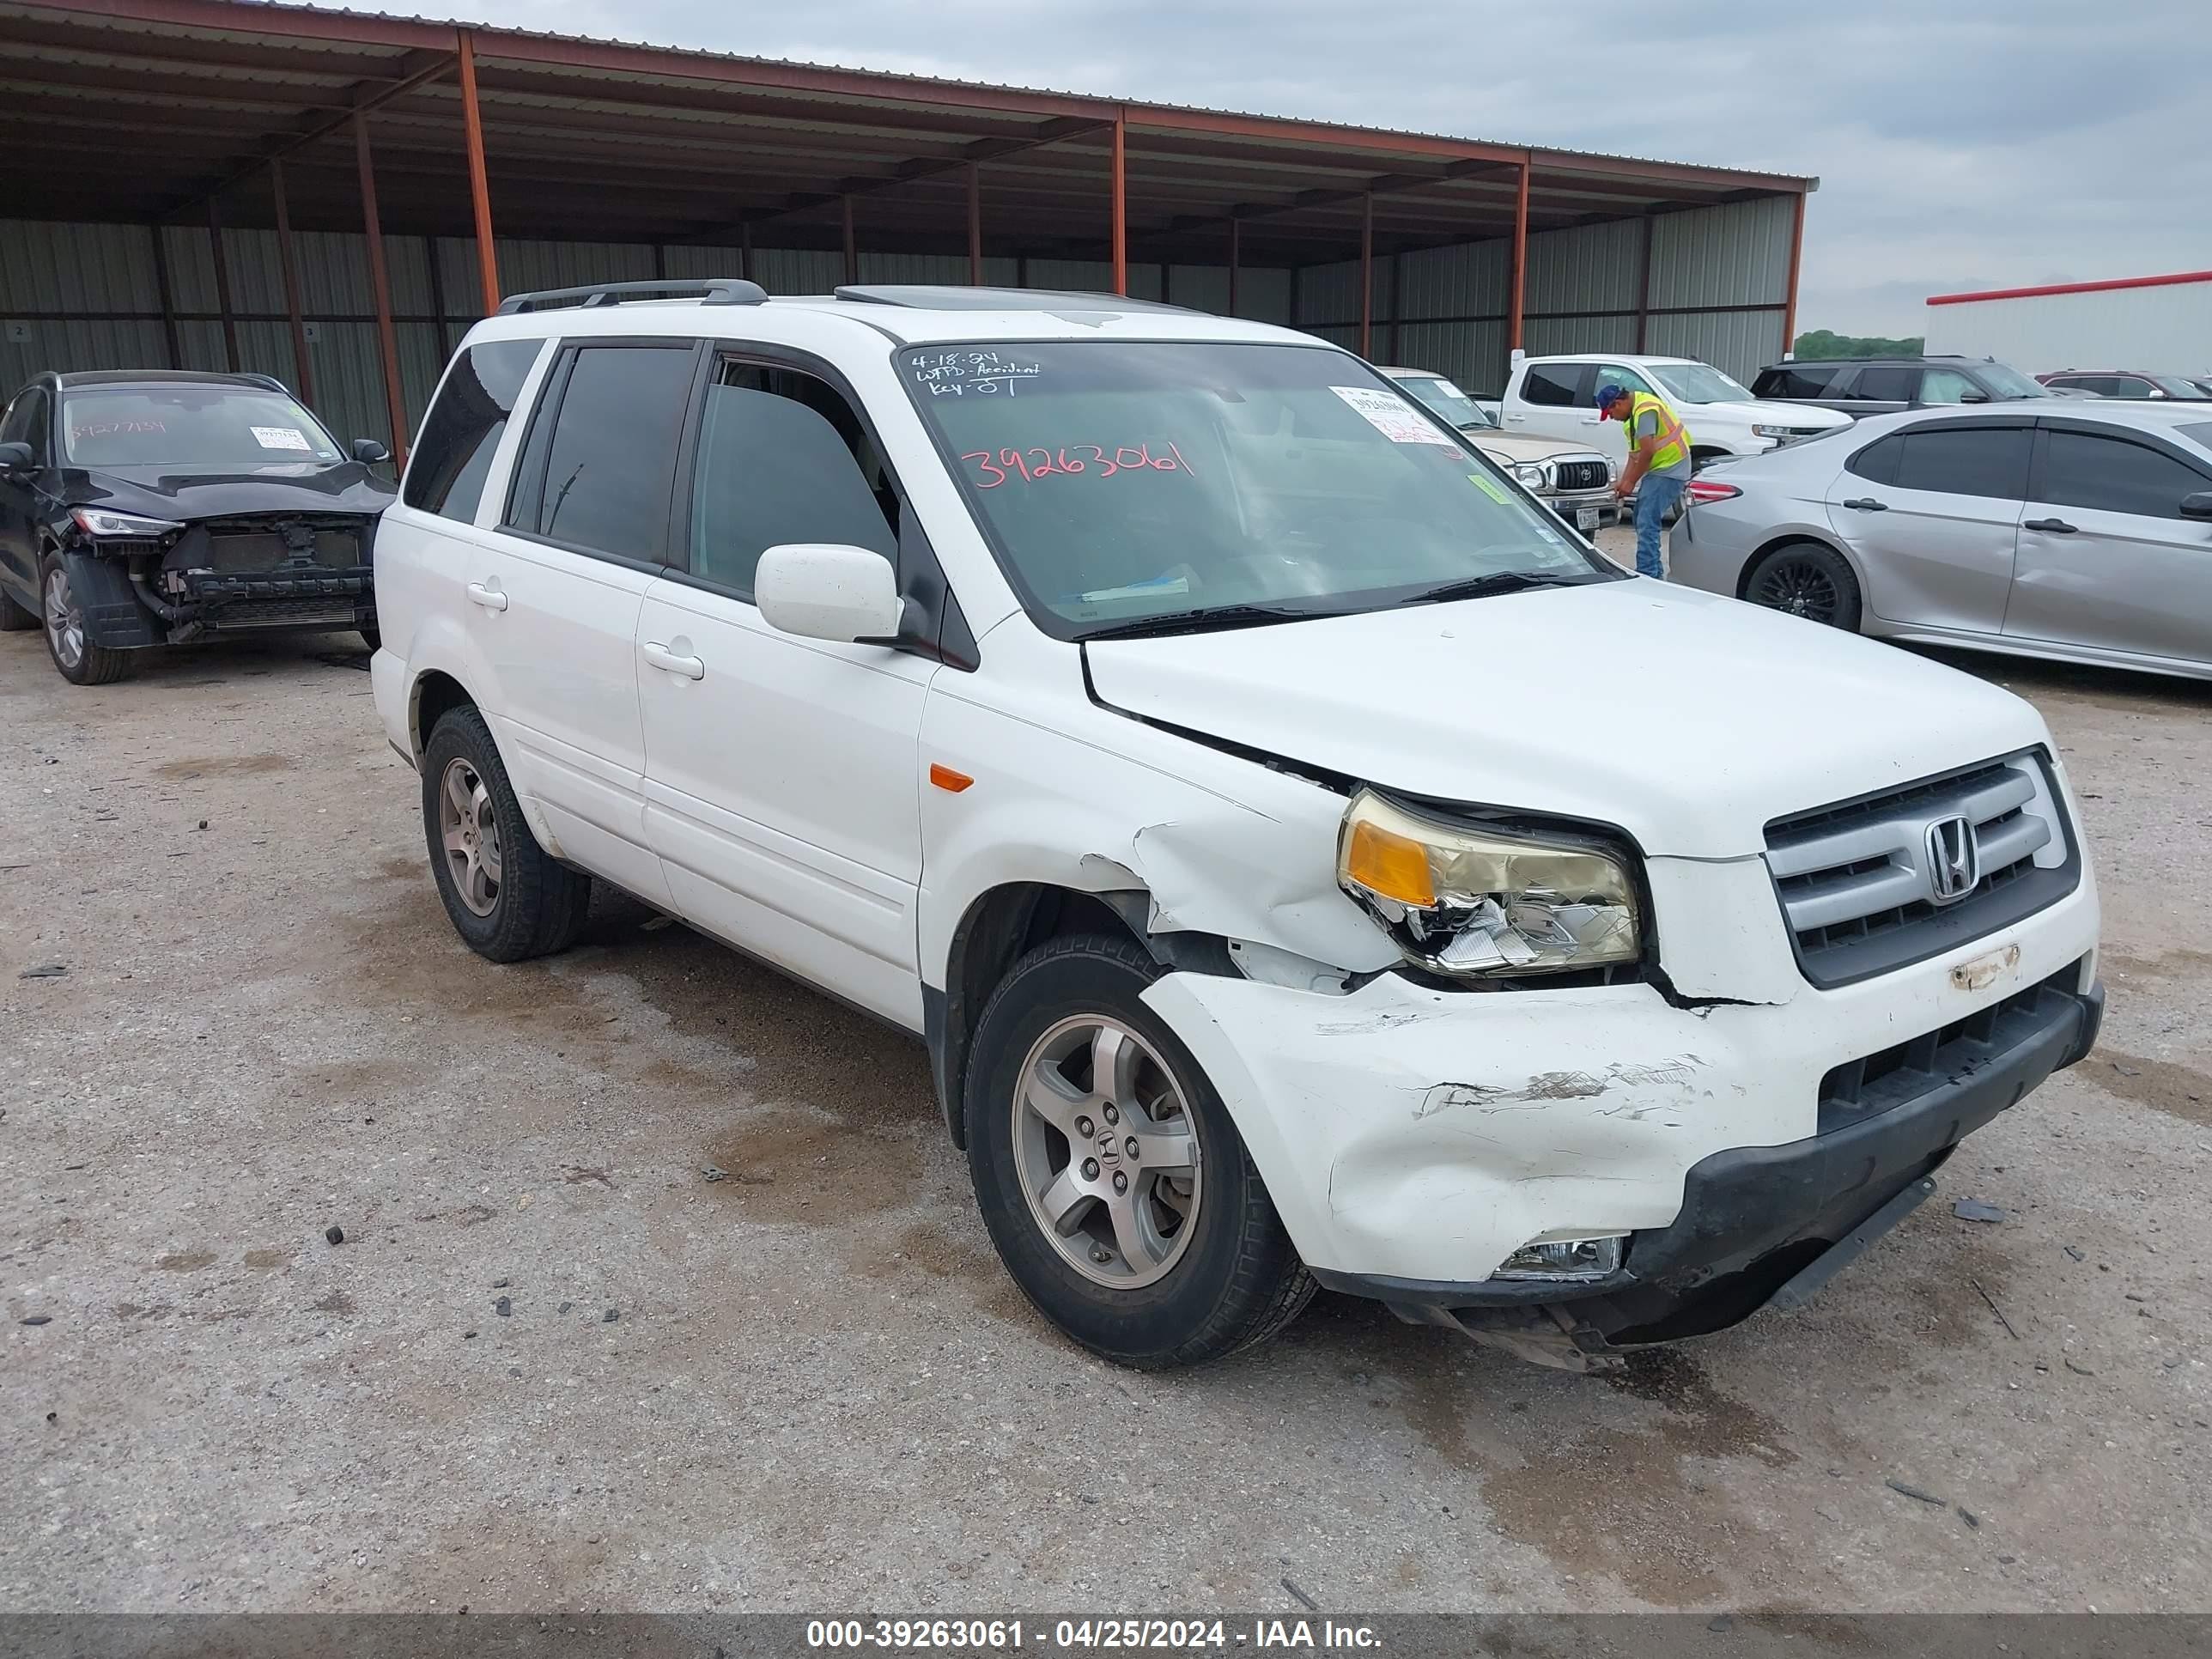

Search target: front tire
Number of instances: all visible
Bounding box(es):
[965,933,1314,1368]
[358,623,380,653]
[40,555,136,684]
[1745,540,1863,630]
[420,705,591,962]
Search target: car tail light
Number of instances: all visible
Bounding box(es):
[1686,479,1741,505]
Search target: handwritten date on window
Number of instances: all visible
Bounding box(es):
[908,349,1044,398]
[963,442,1195,489]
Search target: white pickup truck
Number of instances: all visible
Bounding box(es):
[1484,352,1850,469]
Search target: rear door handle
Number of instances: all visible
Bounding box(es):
[1840,498,1887,512]
[2023,517,2077,533]
[466,580,507,611]
[641,641,705,680]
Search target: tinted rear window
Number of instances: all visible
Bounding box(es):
[1853,367,1918,403]
[2040,429,2209,519]
[404,340,543,521]
[1893,426,2030,499]
[509,343,696,561]
[1754,365,1838,398]
[1520,363,1583,407]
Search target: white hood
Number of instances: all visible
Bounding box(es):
[1084,580,2048,859]
[1692,398,1852,430]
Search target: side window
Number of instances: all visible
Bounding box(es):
[404,340,543,522]
[1589,363,1656,406]
[1755,365,1833,398]
[507,343,697,562]
[1855,367,1918,403]
[2041,429,2209,520]
[1893,426,2031,499]
[2,388,49,459]
[684,359,899,599]
[1845,434,1900,485]
[1519,363,1584,408]
[2110,377,2155,398]
[1921,368,1978,405]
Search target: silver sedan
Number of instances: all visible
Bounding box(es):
[1668,401,2212,681]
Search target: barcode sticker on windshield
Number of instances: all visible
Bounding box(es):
[252,426,312,452]
[1331,386,1454,446]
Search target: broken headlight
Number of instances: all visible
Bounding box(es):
[1336,789,1639,978]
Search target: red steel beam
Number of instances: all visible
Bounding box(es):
[269,156,315,403]
[1111,107,1127,296]
[455,28,501,314]
[1508,156,1530,351]
[353,112,410,465]
[1781,188,1807,353]
[967,161,982,284]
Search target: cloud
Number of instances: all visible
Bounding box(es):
[372,0,2199,334]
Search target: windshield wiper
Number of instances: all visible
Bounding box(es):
[1078,603,1322,642]
[1404,569,1611,606]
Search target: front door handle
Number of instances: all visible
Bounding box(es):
[641,641,705,681]
[466,580,507,611]
[1840,498,1888,512]
[2023,517,2077,534]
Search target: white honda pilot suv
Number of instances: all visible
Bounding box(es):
[372,279,2103,1373]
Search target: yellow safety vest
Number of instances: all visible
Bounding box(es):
[1626,391,1692,472]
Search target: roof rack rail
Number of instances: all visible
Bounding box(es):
[496,277,769,315]
[832,283,1194,313]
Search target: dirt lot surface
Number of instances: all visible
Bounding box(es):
[4,592,2209,1615]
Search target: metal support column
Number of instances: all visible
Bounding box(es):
[967,161,983,285]
[1358,191,1373,358]
[842,193,857,285]
[1110,108,1127,296]
[148,226,182,369]
[1782,190,1807,356]
[206,198,239,373]
[1227,217,1240,318]
[270,158,315,404]
[1508,157,1530,353]
[1634,210,1656,354]
[354,112,410,465]
[456,28,501,315]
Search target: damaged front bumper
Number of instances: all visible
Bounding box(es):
[68,515,377,647]
[1139,876,2100,1362]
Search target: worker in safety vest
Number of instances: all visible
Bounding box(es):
[1596,381,1693,578]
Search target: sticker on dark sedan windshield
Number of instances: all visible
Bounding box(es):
[251,426,313,452]
[1331,386,1455,446]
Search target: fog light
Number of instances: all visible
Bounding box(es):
[1492,1236,1625,1281]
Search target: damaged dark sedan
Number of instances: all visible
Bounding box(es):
[0,370,393,684]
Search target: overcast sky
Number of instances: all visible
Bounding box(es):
[407,0,2203,337]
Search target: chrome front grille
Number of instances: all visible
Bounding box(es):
[1765,750,2079,988]
[1553,460,1609,493]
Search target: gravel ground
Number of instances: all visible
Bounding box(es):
[3,578,2209,1615]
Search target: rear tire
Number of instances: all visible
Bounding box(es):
[358,624,380,653]
[421,704,591,962]
[965,933,1314,1369]
[1745,540,1863,631]
[0,580,35,631]
[40,555,137,684]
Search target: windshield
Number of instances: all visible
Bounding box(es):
[2148,375,2212,400]
[899,342,1615,637]
[61,386,342,468]
[1972,362,2049,399]
[1389,374,1495,428]
[1650,363,1755,404]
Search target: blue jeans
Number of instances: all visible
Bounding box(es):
[1634,471,1686,578]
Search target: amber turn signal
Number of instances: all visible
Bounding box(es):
[1342,817,1436,908]
[928,763,975,793]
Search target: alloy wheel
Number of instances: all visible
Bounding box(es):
[44,568,84,670]
[438,756,503,917]
[1753,556,1840,623]
[1012,1015,1203,1290]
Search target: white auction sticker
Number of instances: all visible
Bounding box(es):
[1331,386,1454,446]
[252,426,313,452]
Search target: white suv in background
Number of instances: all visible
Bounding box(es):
[371,280,2101,1374]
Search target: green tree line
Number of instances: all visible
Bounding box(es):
[1791,329,1925,360]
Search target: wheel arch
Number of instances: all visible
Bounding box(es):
[1735,529,1869,605]
[409,667,477,762]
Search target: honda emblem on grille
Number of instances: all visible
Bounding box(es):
[1923,814,1981,904]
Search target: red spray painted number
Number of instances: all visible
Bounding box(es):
[961,441,1196,489]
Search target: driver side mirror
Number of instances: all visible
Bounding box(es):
[756,543,904,644]
[350,438,391,464]
[2180,492,2212,521]
[1958,391,1990,404]
[0,441,32,473]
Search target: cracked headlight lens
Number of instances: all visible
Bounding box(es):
[1337,789,1639,977]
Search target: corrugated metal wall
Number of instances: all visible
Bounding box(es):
[3,195,1790,446]
[1923,280,2212,378]
[1289,194,1796,392]
[0,219,1295,450]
